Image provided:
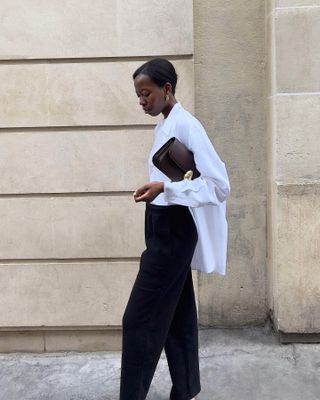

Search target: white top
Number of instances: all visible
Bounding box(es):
[148,102,231,275]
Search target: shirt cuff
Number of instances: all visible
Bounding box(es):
[163,181,174,202]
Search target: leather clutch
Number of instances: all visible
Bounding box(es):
[152,137,201,182]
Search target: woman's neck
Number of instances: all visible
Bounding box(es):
[162,98,177,119]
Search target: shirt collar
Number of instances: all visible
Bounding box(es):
[157,102,182,135]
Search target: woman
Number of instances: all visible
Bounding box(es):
[120,58,230,400]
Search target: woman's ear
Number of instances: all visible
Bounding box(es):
[164,82,172,96]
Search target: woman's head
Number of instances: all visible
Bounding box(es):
[133,58,178,117]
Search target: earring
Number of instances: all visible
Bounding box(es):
[165,94,169,101]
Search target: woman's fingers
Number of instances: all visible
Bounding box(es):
[134,184,149,197]
[134,188,154,202]
[134,194,148,202]
[133,182,162,202]
[133,188,147,201]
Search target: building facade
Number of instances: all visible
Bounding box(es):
[0,0,318,351]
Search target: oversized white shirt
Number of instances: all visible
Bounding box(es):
[148,102,231,275]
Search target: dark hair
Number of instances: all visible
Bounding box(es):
[132,58,178,95]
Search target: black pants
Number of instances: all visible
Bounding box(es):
[120,202,201,400]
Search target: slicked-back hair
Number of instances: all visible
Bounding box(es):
[133,58,178,95]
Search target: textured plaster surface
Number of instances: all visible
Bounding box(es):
[0,262,140,327]
[275,183,320,333]
[275,7,320,92]
[276,96,320,181]
[267,0,320,333]
[0,60,193,128]
[0,129,153,194]
[0,0,196,336]
[0,0,193,59]
[0,196,145,259]
[194,0,268,326]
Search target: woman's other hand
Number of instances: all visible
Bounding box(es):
[133,182,164,203]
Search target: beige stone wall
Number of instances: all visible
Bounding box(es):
[0,1,193,59]
[266,0,320,334]
[3,0,318,351]
[0,0,195,351]
[194,1,268,327]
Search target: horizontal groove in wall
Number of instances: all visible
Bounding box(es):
[275,179,320,186]
[0,325,122,332]
[0,191,135,198]
[0,257,140,264]
[276,5,320,11]
[0,54,193,65]
[268,92,320,98]
[0,124,155,132]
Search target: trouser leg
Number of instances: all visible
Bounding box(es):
[119,251,192,400]
[119,204,199,400]
[165,268,201,400]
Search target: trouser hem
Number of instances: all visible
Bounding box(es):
[169,385,201,400]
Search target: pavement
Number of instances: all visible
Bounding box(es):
[0,322,319,400]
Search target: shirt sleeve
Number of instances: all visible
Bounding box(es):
[163,121,230,208]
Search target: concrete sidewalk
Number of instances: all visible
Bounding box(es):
[0,323,319,400]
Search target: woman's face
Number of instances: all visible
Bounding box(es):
[134,74,167,117]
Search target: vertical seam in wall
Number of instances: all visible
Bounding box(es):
[269,0,278,318]
[264,2,271,296]
[269,0,277,316]
[266,10,274,19]
[271,10,277,100]
[269,6,277,185]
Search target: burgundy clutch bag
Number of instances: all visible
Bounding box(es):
[152,137,201,182]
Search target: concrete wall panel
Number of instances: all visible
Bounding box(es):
[276,8,320,92]
[194,0,267,327]
[44,330,122,352]
[0,129,153,194]
[276,183,320,333]
[276,95,320,181]
[0,0,196,344]
[0,330,122,352]
[268,1,320,336]
[198,197,267,327]
[0,0,193,59]
[0,196,145,259]
[0,262,139,326]
[0,60,194,128]
[0,331,45,352]
[0,262,198,330]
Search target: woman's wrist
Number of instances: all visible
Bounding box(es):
[157,182,164,193]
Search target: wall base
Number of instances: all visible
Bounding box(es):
[0,329,122,353]
[278,331,320,344]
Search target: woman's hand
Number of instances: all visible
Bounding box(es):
[133,181,164,203]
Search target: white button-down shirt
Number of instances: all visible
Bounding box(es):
[148,102,231,275]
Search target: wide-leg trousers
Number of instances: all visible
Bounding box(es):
[120,202,201,400]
